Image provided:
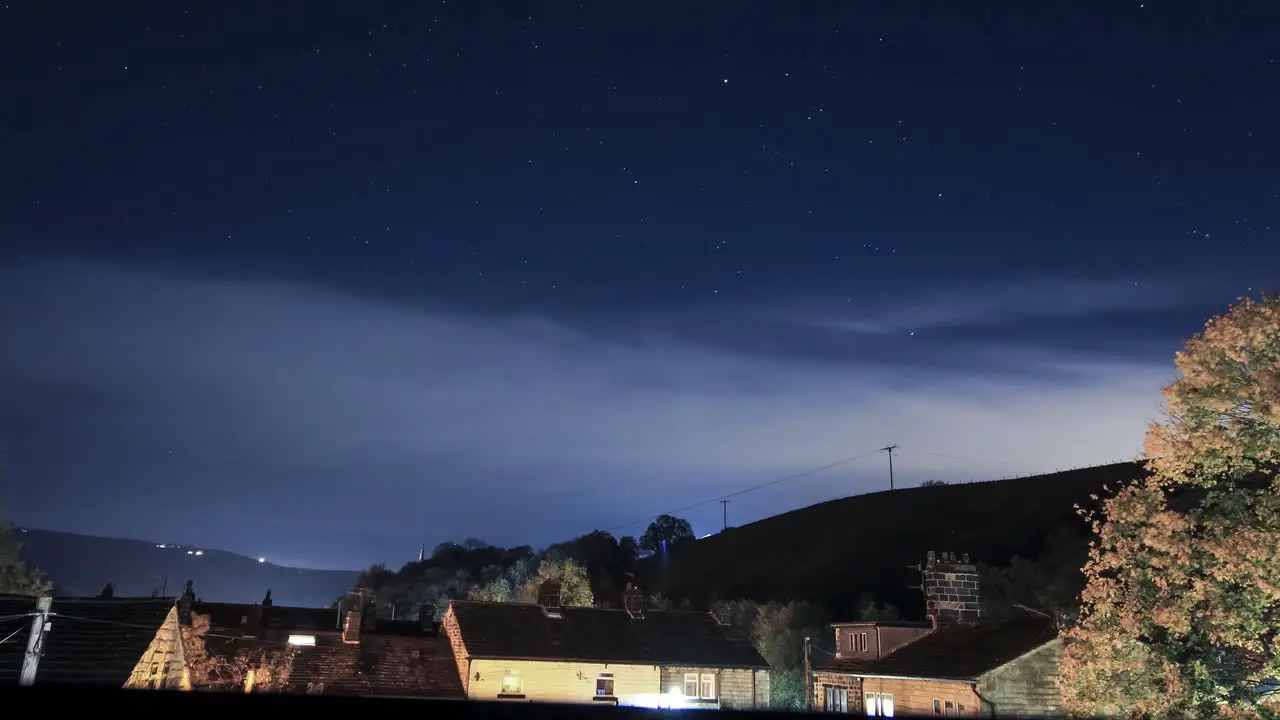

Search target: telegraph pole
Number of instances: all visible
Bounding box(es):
[19,596,52,686]
[881,444,899,490]
[720,499,730,531]
[803,635,813,712]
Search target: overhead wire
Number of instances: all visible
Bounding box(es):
[604,447,886,533]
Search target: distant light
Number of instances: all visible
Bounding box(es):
[157,544,166,548]
[194,550,203,556]
[186,550,193,555]
[699,534,712,539]
[287,634,316,647]
[258,557,266,563]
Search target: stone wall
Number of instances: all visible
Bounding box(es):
[660,666,764,710]
[977,639,1064,718]
[813,672,860,712]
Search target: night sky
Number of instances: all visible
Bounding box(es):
[2,2,1277,570]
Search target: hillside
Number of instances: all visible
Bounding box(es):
[645,461,1145,617]
[15,528,359,607]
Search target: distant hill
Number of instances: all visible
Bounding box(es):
[644,461,1145,616]
[15,528,359,607]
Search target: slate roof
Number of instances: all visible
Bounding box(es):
[449,600,768,668]
[0,594,174,687]
[815,615,1060,680]
[189,603,463,698]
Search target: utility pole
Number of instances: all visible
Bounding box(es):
[720,499,730,531]
[803,635,813,712]
[19,596,52,687]
[881,444,899,490]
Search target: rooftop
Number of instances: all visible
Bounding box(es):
[0,594,174,687]
[187,601,462,698]
[448,600,767,669]
[815,614,1060,679]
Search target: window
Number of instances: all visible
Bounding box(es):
[499,674,524,698]
[700,673,715,700]
[865,692,895,717]
[849,632,869,653]
[159,661,172,689]
[934,699,943,716]
[826,686,849,713]
[945,700,956,717]
[684,672,717,699]
[596,673,615,697]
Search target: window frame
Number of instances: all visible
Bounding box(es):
[595,672,616,698]
[865,691,895,717]
[498,673,525,699]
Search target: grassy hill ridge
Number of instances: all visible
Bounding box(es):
[648,461,1146,616]
[16,527,359,607]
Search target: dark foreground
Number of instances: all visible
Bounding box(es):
[0,684,1069,719]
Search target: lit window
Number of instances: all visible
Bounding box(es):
[866,692,895,717]
[596,673,615,697]
[684,673,699,697]
[849,632,869,652]
[501,674,524,696]
[699,673,715,700]
[287,634,316,646]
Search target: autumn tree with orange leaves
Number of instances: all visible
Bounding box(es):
[1060,296,1280,718]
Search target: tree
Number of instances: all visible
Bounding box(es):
[1061,296,1280,718]
[516,558,594,607]
[712,599,831,710]
[639,514,695,555]
[0,517,51,596]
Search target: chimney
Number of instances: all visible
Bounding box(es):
[622,583,647,619]
[177,580,196,626]
[343,587,373,644]
[99,583,115,599]
[921,550,980,627]
[537,580,563,609]
[261,589,273,607]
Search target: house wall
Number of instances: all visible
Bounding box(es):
[658,666,767,710]
[976,640,1064,718]
[813,672,861,712]
[466,658,660,705]
[859,676,982,717]
[123,606,188,690]
[441,606,472,694]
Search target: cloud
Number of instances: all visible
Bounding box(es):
[0,258,1179,568]
[782,277,1209,336]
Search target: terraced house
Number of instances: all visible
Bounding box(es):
[443,584,771,709]
[811,551,1065,718]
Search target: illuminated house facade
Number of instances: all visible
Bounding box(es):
[442,585,770,709]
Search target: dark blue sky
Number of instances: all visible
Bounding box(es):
[1,1,1276,570]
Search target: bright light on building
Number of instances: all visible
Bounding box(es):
[194,550,203,556]
[287,634,316,646]
[257,557,266,563]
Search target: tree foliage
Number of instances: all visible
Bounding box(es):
[713,599,831,710]
[1061,296,1280,718]
[517,558,594,607]
[0,518,51,596]
[639,514,695,555]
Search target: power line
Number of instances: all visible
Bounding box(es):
[605,447,886,533]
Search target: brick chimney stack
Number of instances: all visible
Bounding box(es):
[343,587,373,644]
[921,551,980,626]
